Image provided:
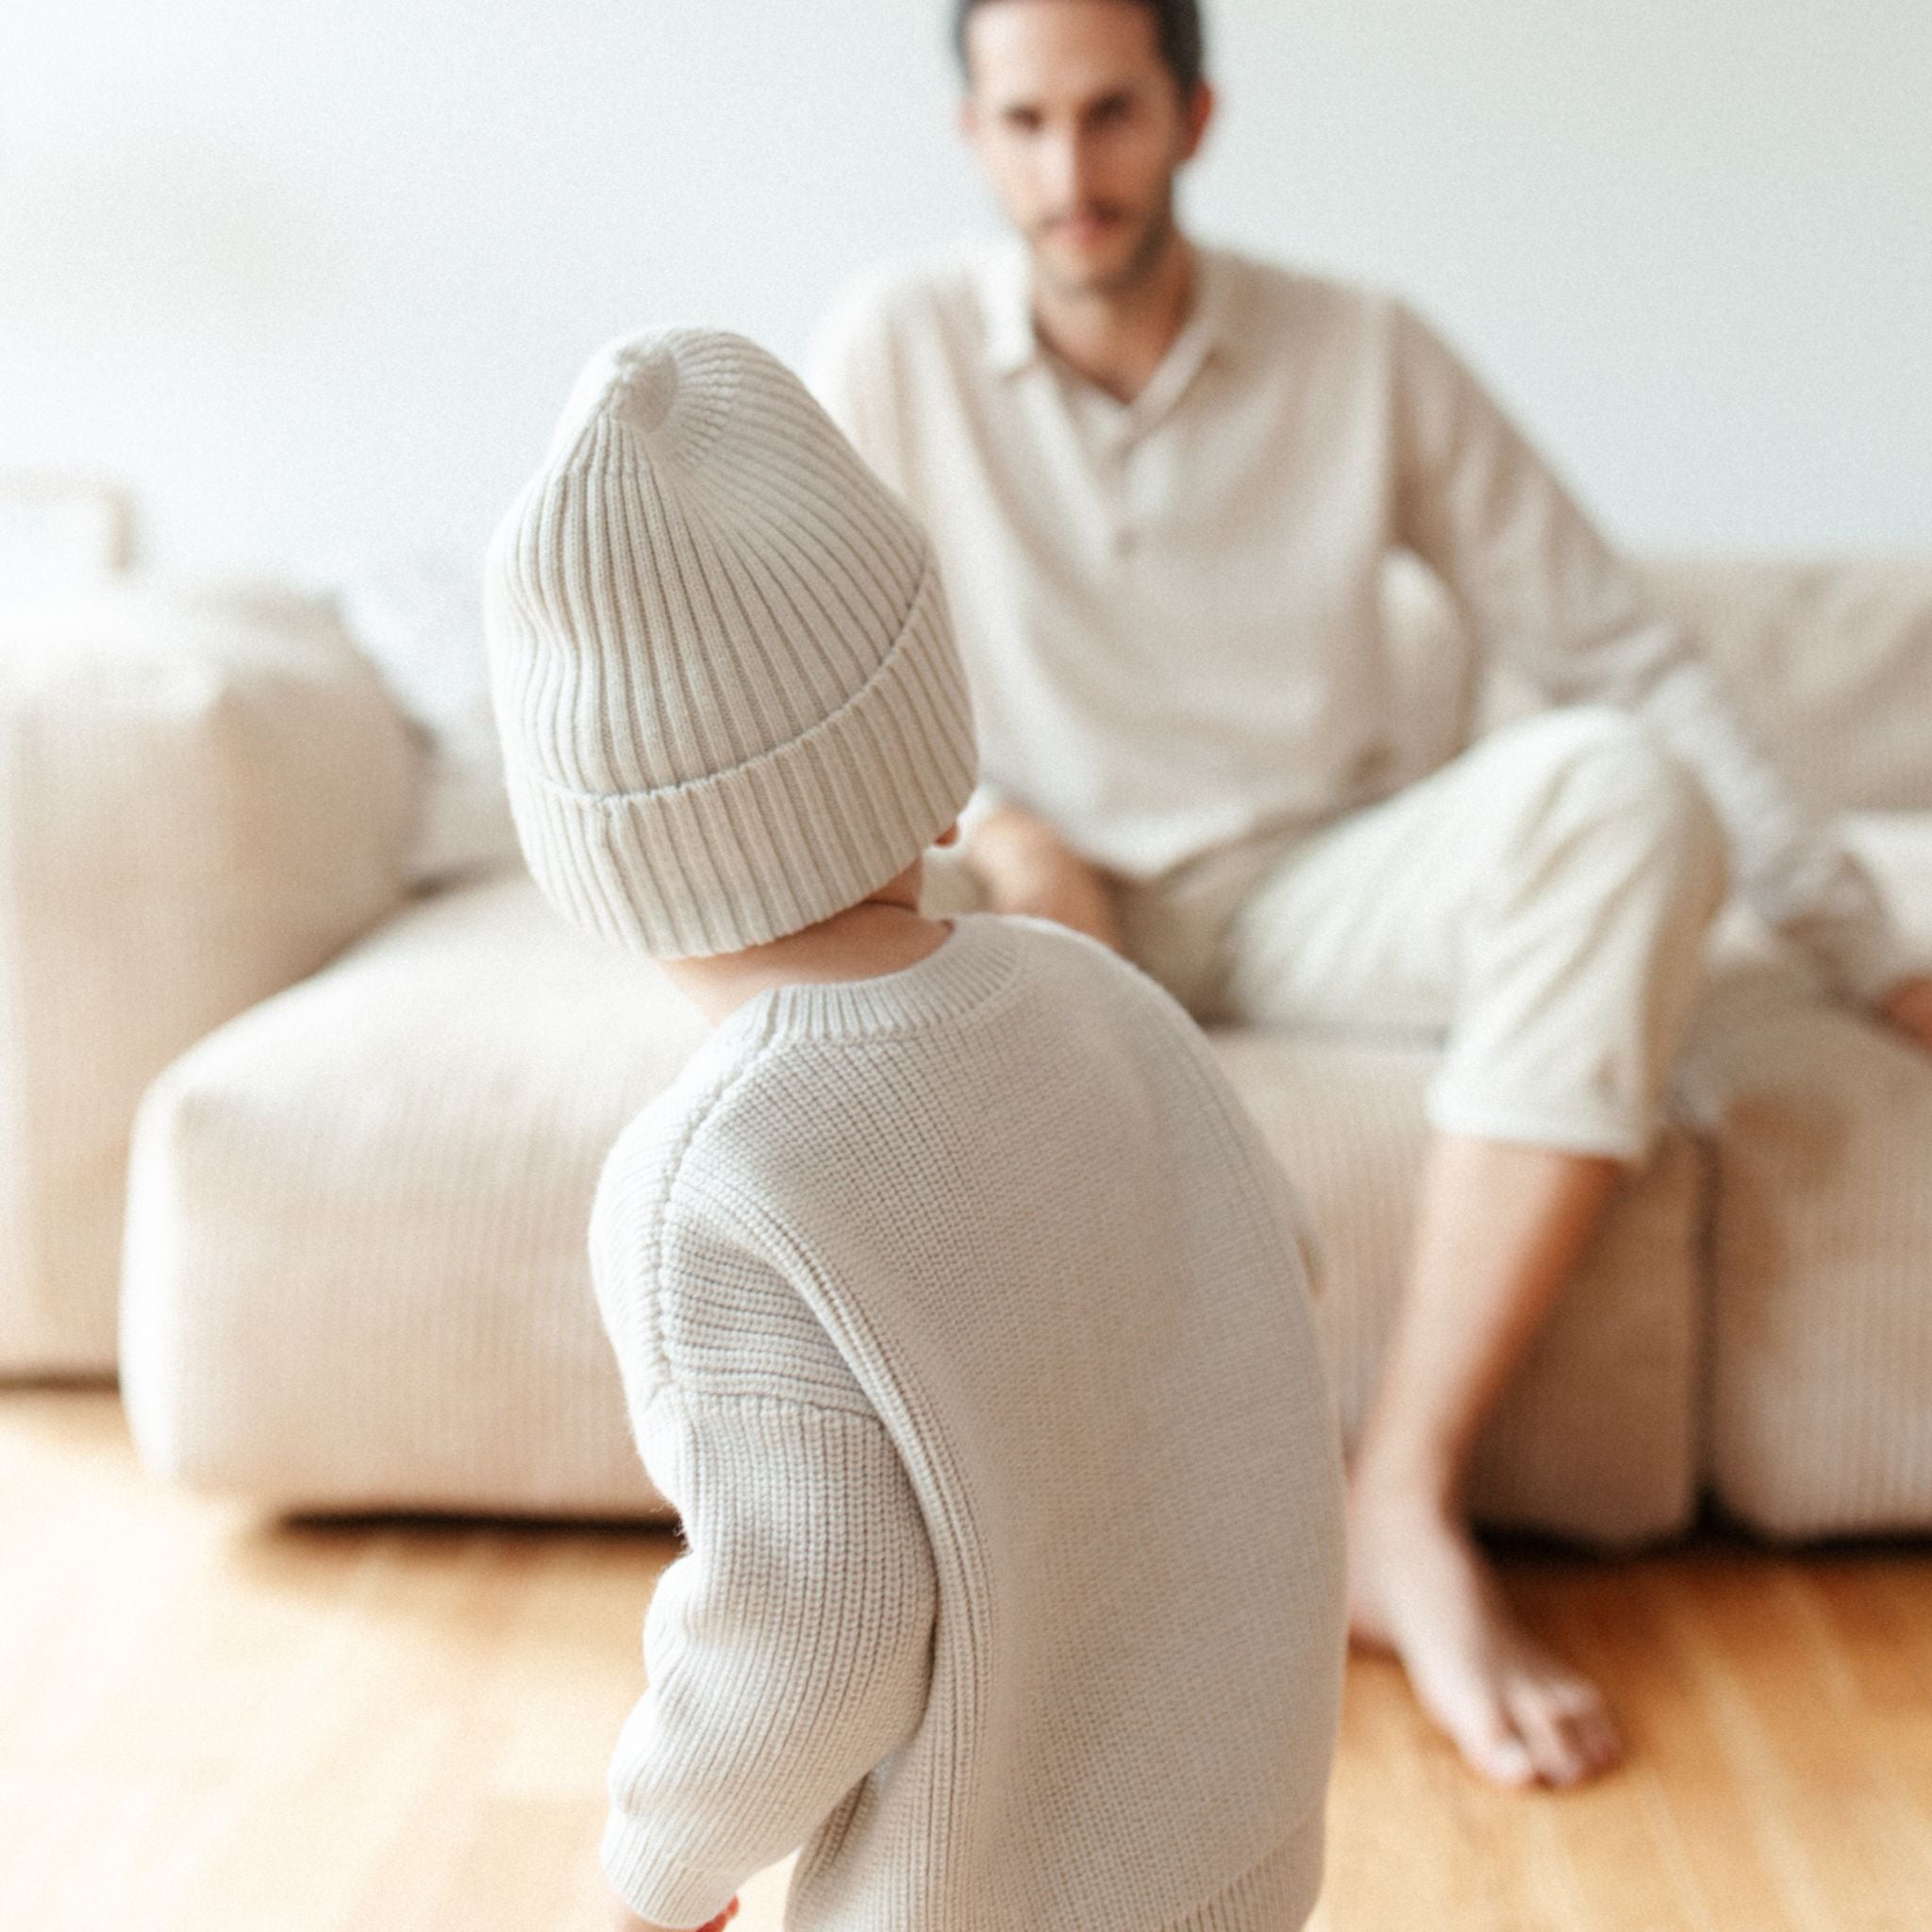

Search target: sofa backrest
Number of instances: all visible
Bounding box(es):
[1379,555,1932,816]
[1642,558,1932,816]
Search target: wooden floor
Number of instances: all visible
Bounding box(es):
[7,1391,1932,1932]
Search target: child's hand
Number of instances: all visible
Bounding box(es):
[607,1890,740,1932]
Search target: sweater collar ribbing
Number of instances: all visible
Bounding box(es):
[714,910,1024,1048]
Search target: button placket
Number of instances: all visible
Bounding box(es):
[1111,419,1146,558]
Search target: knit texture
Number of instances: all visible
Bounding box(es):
[482,328,978,959]
[590,910,1347,1931]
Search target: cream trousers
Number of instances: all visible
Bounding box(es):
[924,708,1731,1163]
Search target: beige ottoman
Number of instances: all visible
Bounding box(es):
[121,874,700,1516]
[0,582,412,1376]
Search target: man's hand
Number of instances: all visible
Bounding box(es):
[964,803,1124,952]
[608,1892,739,1932]
[1882,974,1932,1054]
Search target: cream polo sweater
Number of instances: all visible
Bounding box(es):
[591,909,1347,1932]
[806,237,1916,1008]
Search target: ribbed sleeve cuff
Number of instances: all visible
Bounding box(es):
[599,1810,740,1930]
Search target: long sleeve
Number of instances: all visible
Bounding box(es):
[1390,299,1920,1007]
[601,1386,938,1928]
[583,1101,941,1929]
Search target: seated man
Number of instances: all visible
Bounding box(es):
[807,0,1932,1790]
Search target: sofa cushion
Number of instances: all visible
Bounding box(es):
[1676,948,1932,1538]
[121,874,704,1516]
[1214,1034,1704,1549]
[0,580,412,1376]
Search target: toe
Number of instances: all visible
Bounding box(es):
[1518,1702,1593,1787]
[1431,1690,1539,1789]
[1473,1731,1539,1788]
[1574,1704,1625,1777]
[1507,1680,1622,1788]
[1545,1676,1624,1778]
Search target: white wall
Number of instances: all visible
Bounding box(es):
[2,1,1927,578]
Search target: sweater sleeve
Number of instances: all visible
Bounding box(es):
[584,1102,941,1926]
[1388,298,1922,1008]
[600,1386,938,1928]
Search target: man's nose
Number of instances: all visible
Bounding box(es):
[1041,127,1096,210]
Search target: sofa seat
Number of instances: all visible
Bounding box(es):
[122,870,1705,1543]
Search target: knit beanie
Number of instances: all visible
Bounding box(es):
[482,327,979,958]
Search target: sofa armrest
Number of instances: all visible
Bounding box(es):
[0,578,417,1374]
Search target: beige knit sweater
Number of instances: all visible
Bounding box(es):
[590,909,1347,1931]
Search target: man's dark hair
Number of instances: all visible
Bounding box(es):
[952,0,1208,99]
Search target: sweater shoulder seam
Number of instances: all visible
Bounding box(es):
[637,1028,888,1418]
[636,1024,789,1382]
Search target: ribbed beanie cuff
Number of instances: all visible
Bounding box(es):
[501,558,976,957]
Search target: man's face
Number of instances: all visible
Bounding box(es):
[959,0,1212,300]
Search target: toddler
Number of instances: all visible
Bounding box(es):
[483,328,1347,1932]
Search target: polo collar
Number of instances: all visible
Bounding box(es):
[976,232,1240,387]
[981,235,1040,375]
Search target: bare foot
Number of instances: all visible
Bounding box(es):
[1347,1476,1623,1789]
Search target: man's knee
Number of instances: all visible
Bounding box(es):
[1491,707,1730,911]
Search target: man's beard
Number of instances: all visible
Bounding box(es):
[1032,190,1178,302]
